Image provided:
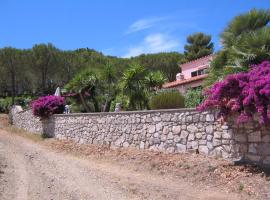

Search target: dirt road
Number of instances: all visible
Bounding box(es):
[0,130,243,200]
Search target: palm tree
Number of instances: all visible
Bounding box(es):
[221,9,270,49]
[206,9,270,87]
[229,27,270,66]
[65,70,99,112]
[144,71,167,92]
[120,63,147,110]
[101,63,117,112]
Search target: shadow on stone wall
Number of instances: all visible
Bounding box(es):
[42,118,55,138]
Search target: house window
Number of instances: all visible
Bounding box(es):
[191,68,208,77]
[191,71,198,77]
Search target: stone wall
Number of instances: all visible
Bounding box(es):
[230,120,270,166]
[10,106,43,134]
[10,107,270,166]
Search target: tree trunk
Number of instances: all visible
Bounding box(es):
[92,97,99,112]
[11,72,16,105]
[79,93,91,112]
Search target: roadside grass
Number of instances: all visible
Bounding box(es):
[3,125,44,142]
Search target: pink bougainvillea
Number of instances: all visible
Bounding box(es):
[31,95,65,119]
[198,61,270,125]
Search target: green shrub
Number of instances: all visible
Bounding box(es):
[149,90,185,110]
[110,94,130,111]
[0,98,12,113]
[0,96,33,113]
[184,88,205,108]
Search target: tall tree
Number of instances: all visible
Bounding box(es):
[0,48,24,104]
[31,43,59,95]
[184,32,214,62]
[132,52,183,81]
[120,64,147,110]
[100,63,118,112]
[65,70,99,112]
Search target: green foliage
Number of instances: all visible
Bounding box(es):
[221,9,270,48]
[184,88,205,108]
[65,70,98,93]
[184,32,214,62]
[0,96,32,113]
[119,64,167,110]
[109,94,130,112]
[206,9,270,86]
[149,90,185,110]
[65,70,99,112]
[131,52,183,81]
[120,63,148,110]
[0,98,12,113]
[144,71,167,91]
[228,27,270,65]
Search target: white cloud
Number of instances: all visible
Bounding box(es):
[123,33,179,58]
[126,17,167,34]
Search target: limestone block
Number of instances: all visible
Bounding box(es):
[187,124,198,133]
[248,143,257,154]
[257,143,270,156]
[200,114,206,122]
[193,114,200,123]
[156,123,163,131]
[163,126,169,135]
[181,125,187,130]
[234,134,247,142]
[176,143,186,152]
[195,132,202,139]
[222,130,233,139]
[262,135,270,142]
[263,156,270,165]
[153,116,161,122]
[213,139,222,147]
[206,114,215,122]
[174,135,181,143]
[199,140,207,145]
[180,130,189,139]
[123,142,129,148]
[207,135,213,141]
[198,146,209,154]
[167,132,174,140]
[188,133,195,141]
[148,125,156,134]
[186,115,193,123]
[248,131,261,142]
[172,126,181,135]
[245,154,261,162]
[206,125,214,135]
[213,132,222,139]
[187,141,198,149]
[166,147,175,153]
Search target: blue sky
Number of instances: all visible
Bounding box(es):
[0,0,269,57]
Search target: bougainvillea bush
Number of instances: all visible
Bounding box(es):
[198,61,270,125]
[31,96,65,119]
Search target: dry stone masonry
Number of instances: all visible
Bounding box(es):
[11,106,43,134]
[10,107,270,166]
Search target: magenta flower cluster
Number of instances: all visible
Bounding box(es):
[31,95,65,119]
[198,61,270,125]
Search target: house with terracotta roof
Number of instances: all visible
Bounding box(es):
[163,54,214,93]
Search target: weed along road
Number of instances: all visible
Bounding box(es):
[0,129,244,200]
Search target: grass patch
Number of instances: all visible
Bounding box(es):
[3,125,44,142]
[238,183,244,192]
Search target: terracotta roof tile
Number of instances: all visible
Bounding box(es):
[163,74,208,88]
